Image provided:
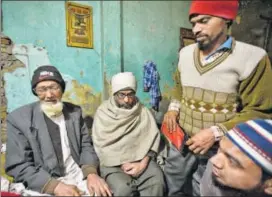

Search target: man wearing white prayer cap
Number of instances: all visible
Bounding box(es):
[92,72,165,196]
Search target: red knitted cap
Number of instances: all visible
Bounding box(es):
[189,0,239,20]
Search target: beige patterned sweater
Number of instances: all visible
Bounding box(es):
[170,39,272,136]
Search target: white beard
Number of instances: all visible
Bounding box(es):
[40,101,63,118]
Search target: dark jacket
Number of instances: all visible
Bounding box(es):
[5,101,99,194]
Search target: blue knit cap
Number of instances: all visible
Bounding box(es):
[226,119,272,175]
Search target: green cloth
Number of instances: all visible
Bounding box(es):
[218,55,272,131]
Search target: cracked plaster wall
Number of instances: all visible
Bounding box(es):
[2,1,192,130]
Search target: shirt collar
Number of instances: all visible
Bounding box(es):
[205,36,232,60]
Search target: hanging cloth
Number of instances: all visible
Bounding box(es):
[143,60,162,111]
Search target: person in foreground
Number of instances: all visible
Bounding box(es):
[201,119,272,197]
[5,65,112,196]
[92,72,165,196]
[163,0,272,195]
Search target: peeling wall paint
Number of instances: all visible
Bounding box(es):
[3,44,101,117]
[2,1,104,116]
[3,1,103,91]
[162,68,182,101]
[63,80,101,117]
[4,44,51,112]
[3,1,191,115]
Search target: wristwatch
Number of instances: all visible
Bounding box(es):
[211,126,224,142]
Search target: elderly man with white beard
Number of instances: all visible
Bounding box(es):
[92,72,165,196]
[5,65,112,196]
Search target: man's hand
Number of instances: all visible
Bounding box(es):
[121,156,149,177]
[163,110,179,132]
[87,173,112,197]
[54,182,83,196]
[264,178,272,195]
[185,128,215,155]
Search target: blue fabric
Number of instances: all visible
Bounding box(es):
[143,61,161,111]
[235,120,272,157]
[205,36,232,60]
[226,119,272,175]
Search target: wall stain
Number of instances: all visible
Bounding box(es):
[80,70,84,78]
[162,68,182,101]
[62,80,101,117]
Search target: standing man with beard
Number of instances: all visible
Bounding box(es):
[5,65,112,196]
[163,0,272,196]
[92,72,165,196]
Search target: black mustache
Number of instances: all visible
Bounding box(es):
[195,33,207,38]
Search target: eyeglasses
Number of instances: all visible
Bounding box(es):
[35,84,60,95]
[116,92,136,99]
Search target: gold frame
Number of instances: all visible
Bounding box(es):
[66,2,93,48]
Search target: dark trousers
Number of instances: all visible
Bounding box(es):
[164,143,218,196]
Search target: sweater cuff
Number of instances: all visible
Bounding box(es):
[81,165,98,179]
[168,99,181,112]
[41,178,60,194]
[216,123,229,134]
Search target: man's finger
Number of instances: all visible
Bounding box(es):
[170,118,177,131]
[186,138,193,146]
[104,184,113,196]
[126,168,134,174]
[172,121,177,132]
[94,188,101,197]
[100,187,107,197]
[125,169,135,175]
[88,186,95,196]
[121,165,125,171]
[166,117,171,131]
[124,166,133,172]
[123,165,131,171]
[168,119,173,133]
[73,190,81,197]
[188,142,198,150]
[73,186,82,196]
[193,147,202,154]
[200,148,209,155]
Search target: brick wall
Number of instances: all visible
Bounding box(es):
[1,33,25,143]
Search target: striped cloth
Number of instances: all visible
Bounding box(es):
[226,119,272,175]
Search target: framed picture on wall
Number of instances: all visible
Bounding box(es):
[66,2,93,48]
[179,27,195,51]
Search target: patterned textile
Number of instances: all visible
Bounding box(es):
[143,60,161,111]
[226,119,272,175]
[179,86,237,136]
[168,37,233,112]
